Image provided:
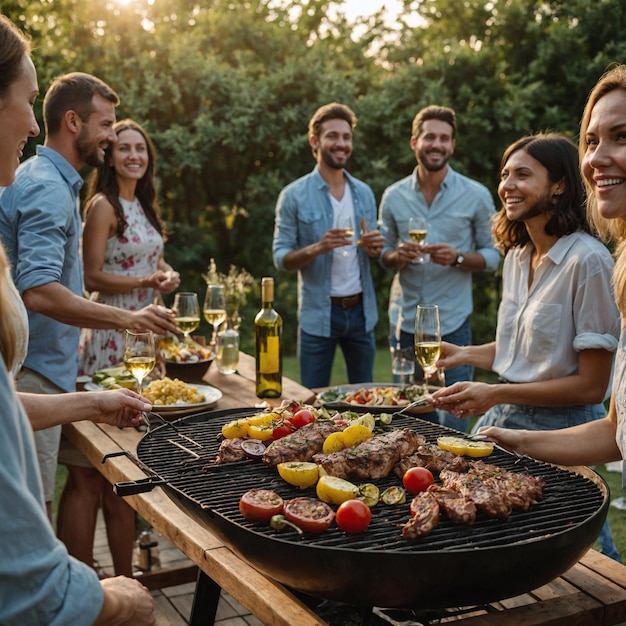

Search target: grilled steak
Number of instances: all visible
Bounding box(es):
[313,429,425,481]
[393,443,469,478]
[216,437,246,464]
[262,421,344,467]
[469,461,544,512]
[402,492,440,539]
[427,484,476,525]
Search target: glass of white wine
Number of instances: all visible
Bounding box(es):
[414,304,441,394]
[123,330,156,395]
[408,216,427,264]
[203,283,227,349]
[172,292,200,343]
[336,214,354,257]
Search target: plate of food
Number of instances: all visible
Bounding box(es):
[85,369,222,414]
[316,382,434,414]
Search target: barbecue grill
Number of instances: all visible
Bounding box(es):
[115,407,608,610]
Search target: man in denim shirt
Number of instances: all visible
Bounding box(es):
[380,105,500,431]
[273,103,384,388]
[0,73,177,526]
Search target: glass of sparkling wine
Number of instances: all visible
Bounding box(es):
[203,283,227,349]
[408,216,427,264]
[123,330,156,395]
[336,214,354,256]
[172,292,200,343]
[414,304,441,394]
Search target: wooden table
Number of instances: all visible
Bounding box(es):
[64,356,626,626]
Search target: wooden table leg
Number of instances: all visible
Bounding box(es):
[189,570,221,626]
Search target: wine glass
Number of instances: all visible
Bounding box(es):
[414,304,441,394]
[172,292,200,343]
[336,214,354,256]
[203,284,227,348]
[408,216,427,264]
[123,330,156,395]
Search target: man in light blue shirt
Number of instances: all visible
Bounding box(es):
[380,105,501,431]
[0,72,176,532]
[273,103,384,388]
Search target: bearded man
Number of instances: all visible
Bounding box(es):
[379,105,500,431]
[273,102,384,388]
[0,72,176,529]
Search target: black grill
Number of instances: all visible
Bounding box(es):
[129,407,608,609]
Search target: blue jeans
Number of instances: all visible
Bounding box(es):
[299,301,375,389]
[394,317,473,432]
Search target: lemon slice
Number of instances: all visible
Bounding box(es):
[316,475,359,504]
[277,462,320,489]
[437,436,470,455]
[464,441,495,458]
[351,413,376,431]
[341,423,374,447]
[323,431,346,454]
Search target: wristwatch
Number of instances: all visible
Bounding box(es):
[453,253,465,267]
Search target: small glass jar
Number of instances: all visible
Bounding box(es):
[216,328,240,374]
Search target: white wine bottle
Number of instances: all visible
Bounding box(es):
[255,276,282,398]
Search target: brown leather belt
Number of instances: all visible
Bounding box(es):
[330,293,362,309]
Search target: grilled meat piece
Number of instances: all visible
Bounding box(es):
[402,492,440,539]
[468,461,544,512]
[440,468,513,519]
[262,421,344,467]
[393,443,469,478]
[313,429,425,481]
[216,437,246,464]
[427,484,476,525]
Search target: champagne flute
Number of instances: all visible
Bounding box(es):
[408,216,427,264]
[172,292,200,343]
[336,214,354,257]
[414,304,441,394]
[123,330,156,396]
[203,284,227,349]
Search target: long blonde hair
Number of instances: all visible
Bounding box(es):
[0,245,20,371]
[580,64,626,318]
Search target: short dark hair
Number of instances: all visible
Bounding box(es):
[308,102,356,139]
[43,71,119,136]
[0,15,31,100]
[411,105,457,139]
[492,133,589,252]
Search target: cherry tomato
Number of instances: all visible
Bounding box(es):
[402,467,434,494]
[239,489,284,523]
[336,499,372,533]
[292,409,315,429]
[272,420,296,440]
[283,497,334,534]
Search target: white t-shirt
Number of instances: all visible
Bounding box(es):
[330,184,362,297]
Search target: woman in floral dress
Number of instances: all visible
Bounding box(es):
[59,120,179,579]
[78,119,179,374]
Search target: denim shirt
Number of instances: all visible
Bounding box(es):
[0,361,103,625]
[273,166,379,336]
[380,166,500,336]
[0,146,84,392]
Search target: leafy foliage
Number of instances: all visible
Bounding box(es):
[5,0,625,356]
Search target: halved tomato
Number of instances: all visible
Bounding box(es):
[283,497,335,534]
[239,489,284,523]
[292,408,316,428]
